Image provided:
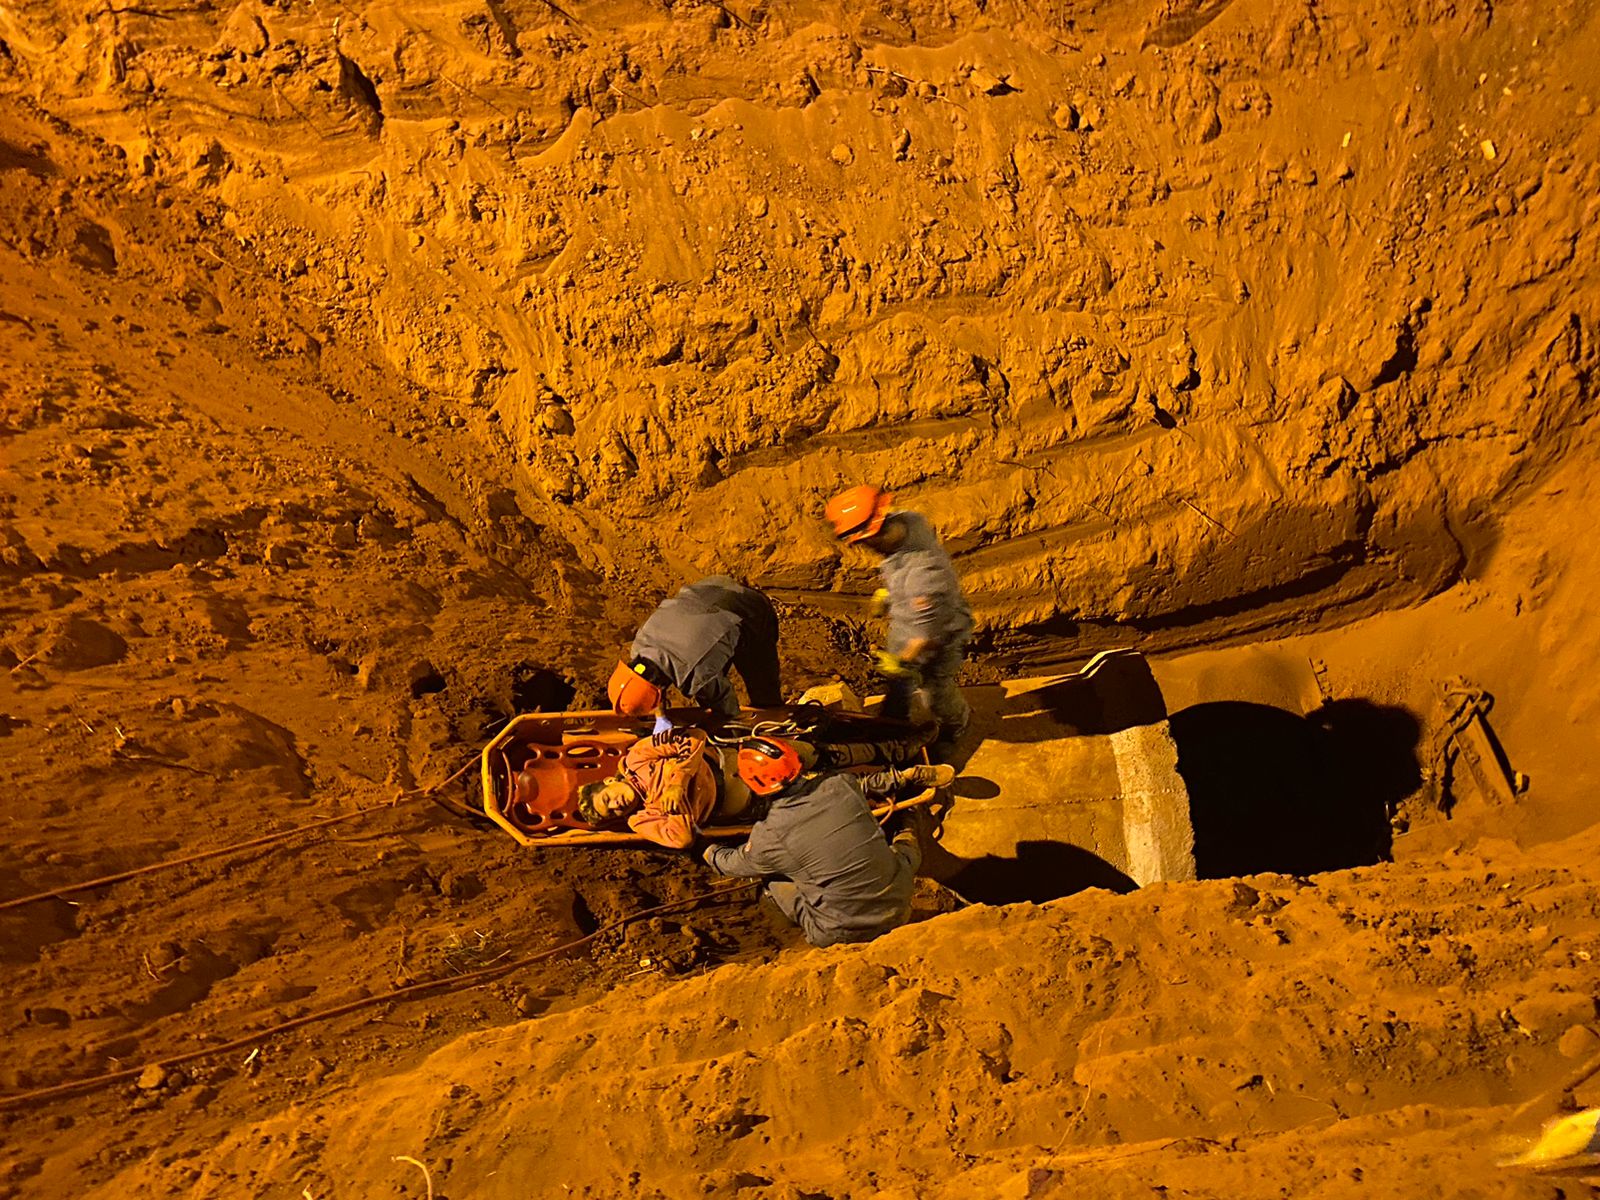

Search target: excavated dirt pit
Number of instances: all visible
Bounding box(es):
[1,0,1599,1196]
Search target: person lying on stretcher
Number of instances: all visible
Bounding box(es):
[575,726,952,851]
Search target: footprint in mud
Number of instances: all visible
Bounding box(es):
[0,895,82,964]
[332,878,407,934]
[128,942,242,1021]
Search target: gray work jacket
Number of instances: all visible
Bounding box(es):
[631,576,761,714]
[879,512,974,655]
[703,773,915,944]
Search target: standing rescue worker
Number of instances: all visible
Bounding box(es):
[608,575,783,723]
[701,736,933,947]
[824,485,973,759]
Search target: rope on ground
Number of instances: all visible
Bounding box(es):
[0,755,480,913]
[0,880,756,1111]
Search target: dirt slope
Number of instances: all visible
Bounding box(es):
[76,828,1600,1198]
[3,0,1595,649]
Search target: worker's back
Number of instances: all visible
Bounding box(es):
[675,576,769,627]
[631,576,747,683]
[878,512,973,649]
[742,773,916,945]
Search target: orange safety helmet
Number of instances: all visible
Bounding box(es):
[737,735,806,797]
[825,485,893,544]
[608,658,664,716]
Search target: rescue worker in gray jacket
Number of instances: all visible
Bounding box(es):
[608,575,782,723]
[702,735,925,948]
[824,486,974,757]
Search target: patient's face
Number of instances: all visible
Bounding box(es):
[591,779,641,820]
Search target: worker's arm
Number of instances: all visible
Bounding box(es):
[702,821,785,878]
[702,841,767,877]
[886,558,959,661]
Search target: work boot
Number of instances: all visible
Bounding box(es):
[897,763,956,791]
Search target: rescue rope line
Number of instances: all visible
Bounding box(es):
[0,880,757,1111]
[0,756,479,913]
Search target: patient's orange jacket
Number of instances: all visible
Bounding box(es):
[619,734,718,850]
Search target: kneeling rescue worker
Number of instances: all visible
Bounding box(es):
[701,735,930,947]
[609,575,783,727]
[824,485,973,760]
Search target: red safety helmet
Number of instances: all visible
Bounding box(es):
[608,658,663,716]
[738,735,805,797]
[825,485,893,544]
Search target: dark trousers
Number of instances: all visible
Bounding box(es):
[879,636,970,736]
[731,589,783,706]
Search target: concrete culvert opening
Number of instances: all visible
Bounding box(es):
[923,650,1194,905]
[1170,699,1422,878]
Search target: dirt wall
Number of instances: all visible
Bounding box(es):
[3,0,1595,651]
[3,3,1600,1198]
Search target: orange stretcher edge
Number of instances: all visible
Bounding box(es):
[480,707,935,848]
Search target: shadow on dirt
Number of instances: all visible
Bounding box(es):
[0,894,81,964]
[948,650,1169,760]
[926,839,1136,905]
[1170,699,1422,878]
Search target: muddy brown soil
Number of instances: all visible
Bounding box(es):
[1,0,1598,1196]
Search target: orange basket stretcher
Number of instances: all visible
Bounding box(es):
[480,705,937,847]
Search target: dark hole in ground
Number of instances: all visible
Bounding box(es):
[511,666,576,713]
[1170,698,1421,878]
[410,669,447,698]
[570,890,599,936]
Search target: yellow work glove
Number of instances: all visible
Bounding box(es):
[874,648,916,679]
[869,588,890,618]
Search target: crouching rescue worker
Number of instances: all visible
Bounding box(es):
[824,485,974,759]
[701,736,941,948]
[608,575,783,726]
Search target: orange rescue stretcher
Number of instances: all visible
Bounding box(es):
[480,704,937,847]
